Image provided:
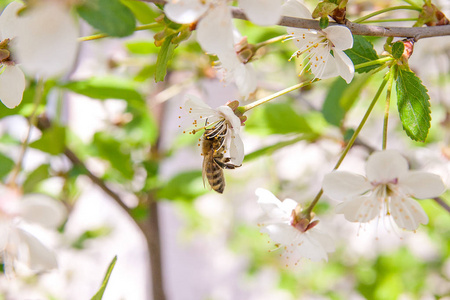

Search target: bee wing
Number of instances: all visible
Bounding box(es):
[202,156,212,191]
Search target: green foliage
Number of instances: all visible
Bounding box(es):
[126,41,158,55]
[29,126,66,155]
[345,36,381,73]
[77,0,136,37]
[155,35,177,82]
[396,68,431,142]
[90,256,117,300]
[319,17,329,29]
[23,164,51,193]
[72,227,112,249]
[392,42,405,60]
[158,170,207,202]
[0,152,14,179]
[245,102,314,135]
[121,0,160,25]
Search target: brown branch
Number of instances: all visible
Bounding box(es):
[139,0,450,40]
[433,197,450,213]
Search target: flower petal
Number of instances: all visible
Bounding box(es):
[240,0,283,26]
[164,0,209,24]
[233,62,257,98]
[13,2,79,78]
[0,218,10,252]
[16,228,58,270]
[335,195,380,223]
[261,223,298,245]
[309,46,339,80]
[281,0,312,19]
[399,171,446,199]
[20,194,66,228]
[333,49,354,83]
[322,171,372,199]
[257,188,291,219]
[323,26,353,50]
[217,105,240,131]
[0,64,25,108]
[366,150,409,183]
[0,1,23,39]
[196,3,234,55]
[390,196,428,231]
[228,132,245,165]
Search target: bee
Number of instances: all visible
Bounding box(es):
[201,121,241,193]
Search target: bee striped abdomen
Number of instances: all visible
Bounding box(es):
[208,161,225,193]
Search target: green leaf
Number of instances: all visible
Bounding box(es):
[63,77,144,102]
[155,35,177,82]
[245,102,314,135]
[91,132,134,180]
[90,256,117,300]
[0,152,14,179]
[77,0,136,37]
[72,227,112,249]
[158,170,206,202]
[345,36,380,73]
[23,164,51,193]
[392,42,404,59]
[396,68,431,142]
[125,41,158,55]
[29,126,66,155]
[121,0,160,24]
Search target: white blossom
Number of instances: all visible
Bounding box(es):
[282,0,355,83]
[0,186,66,275]
[322,150,446,231]
[182,95,244,165]
[256,188,334,266]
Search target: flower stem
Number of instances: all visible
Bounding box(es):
[241,80,316,112]
[401,0,422,9]
[254,35,287,49]
[361,18,418,23]
[353,6,422,23]
[78,23,160,42]
[303,74,390,217]
[7,79,45,187]
[355,57,393,71]
[382,66,396,150]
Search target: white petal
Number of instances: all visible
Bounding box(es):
[333,49,354,83]
[0,64,25,108]
[217,105,240,131]
[256,188,291,220]
[322,171,372,199]
[20,194,66,228]
[309,228,335,253]
[323,26,353,50]
[13,3,79,78]
[0,218,10,252]
[290,29,321,52]
[297,233,329,261]
[228,132,245,165]
[196,3,234,55]
[309,46,339,80]
[390,196,428,231]
[261,223,298,245]
[281,0,312,19]
[233,63,257,98]
[0,1,23,39]
[399,171,446,199]
[164,0,209,24]
[16,228,58,270]
[366,150,409,183]
[335,195,380,223]
[240,0,283,26]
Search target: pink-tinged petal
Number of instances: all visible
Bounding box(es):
[0,64,25,108]
[335,195,380,223]
[0,218,10,251]
[228,132,244,165]
[20,194,66,228]
[399,171,446,199]
[13,3,79,78]
[0,1,23,39]
[366,150,409,183]
[390,196,428,231]
[164,0,209,24]
[333,49,354,83]
[322,171,372,199]
[16,228,58,270]
[323,26,353,50]
[240,0,283,26]
[196,3,234,55]
[281,0,312,19]
[261,223,298,245]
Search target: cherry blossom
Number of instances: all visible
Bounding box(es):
[322,150,446,231]
[282,0,355,83]
[0,186,66,275]
[256,188,334,266]
[182,95,244,165]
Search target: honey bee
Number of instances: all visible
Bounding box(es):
[201,121,241,193]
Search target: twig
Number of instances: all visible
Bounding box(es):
[433,197,450,213]
[139,0,450,40]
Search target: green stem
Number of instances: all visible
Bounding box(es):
[382,66,396,150]
[355,57,393,70]
[254,35,286,49]
[78,23,160,42]
[7,79,45,187]
[353,6,421,23]
[361,18,418,23]
[241,80,316,112]
[303,74,390,217]
[401,0,422,9]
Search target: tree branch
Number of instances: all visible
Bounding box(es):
[139,0,450,40]
[433,197,450,214]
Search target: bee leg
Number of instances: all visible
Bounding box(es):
[214,158,241,169]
